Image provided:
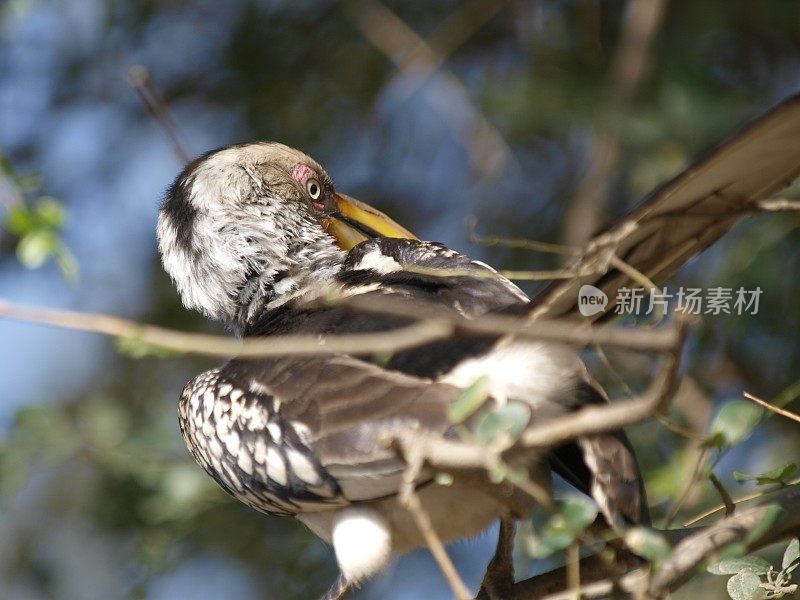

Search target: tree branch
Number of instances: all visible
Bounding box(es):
[501,484,800,600]
[388,314,688,479]
[0,294,685,359]
[744,391,800,425]
[756,198,800,212]
[399,446,472,600]
[0,297,455,358]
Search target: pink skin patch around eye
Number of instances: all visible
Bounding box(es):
[290,163,317,185]
[290,162,326,212]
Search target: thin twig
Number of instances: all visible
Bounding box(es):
[127,65,191,163]
[398,447,472,600]
[650,485,800,595]
[683,476,800,526]
[566,542,581,598]
[757,198,800,212]
[505,485,800,599]
[0,297,454,358]
[342,294,685,352]
[0,293,687,361]
[516,344,680,453]
[662,446,710,528]
[399,262,601,282]
[744,391,800,425]
[708,472,735,517]
[388,317,688,478]
[655,414,707,441]
[467,216,580,257]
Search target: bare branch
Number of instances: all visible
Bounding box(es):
[467,216,580,257]
[398,446,472,600]
[757,198,800,212]
[744,391,800,425]
[0,293,686,360]
[517,319,685,451]
[684,476,800,527]
[504,484,800,600]
[342,294,686,353]
[398,261,602,281]
[388,315,689,477]
[650,485,800,595]
[566,542,581,596]
[663,446,711,528]
[127,65,191,164]
[708,472,735,517]
[0,297,455,358]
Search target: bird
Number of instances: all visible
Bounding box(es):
[156,143,647,600]
[156,92,800,599]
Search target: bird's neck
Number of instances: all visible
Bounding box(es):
[230,239,346,336]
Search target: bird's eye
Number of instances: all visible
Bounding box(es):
[306,178,322,200]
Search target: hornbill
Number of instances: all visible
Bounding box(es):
[157,93,800,599]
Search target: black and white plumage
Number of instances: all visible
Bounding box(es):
[157,93,800,598]
[157,141,645,595]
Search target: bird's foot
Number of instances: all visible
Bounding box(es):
[477,516,516,600]
[320,572,351,600]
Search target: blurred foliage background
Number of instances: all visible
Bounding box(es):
[1,1,800,598]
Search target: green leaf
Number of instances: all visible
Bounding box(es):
[705,432,726,449]
[733,462,797,486]
[719,544,749,561]
[726,571,763,600]
[708,556,771,575]
[524,496,597,559]
[5,204,35,235]
[525,521,574,559]
[448,376,491,424]
[473,401,530,444]
[624,527,672,564]
[783,538,800,572]
[708,400,763,448]
[558,495,599,531]
[16,229,57,268]
[34,197,66,228]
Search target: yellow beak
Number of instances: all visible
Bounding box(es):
[325,193,418,250]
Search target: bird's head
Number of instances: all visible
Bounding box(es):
[157,142,415,332]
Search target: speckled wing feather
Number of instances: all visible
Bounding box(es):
[530,92,800,321]
[178,353,474,517]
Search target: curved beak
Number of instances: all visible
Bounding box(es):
[325,193,417,250]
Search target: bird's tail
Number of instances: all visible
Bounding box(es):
[549,381,650,528]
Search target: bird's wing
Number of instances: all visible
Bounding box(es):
[339,240,649,526]
[341,237,530,318]
[529,92,800,320]
[179,354,484,517]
